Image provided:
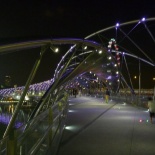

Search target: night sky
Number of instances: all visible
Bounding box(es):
[0,0,154,88]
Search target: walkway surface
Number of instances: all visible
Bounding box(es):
[56,96,155,155]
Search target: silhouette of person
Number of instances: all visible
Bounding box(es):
[105,88,110,103]
[73,88,77,98]
[148,97,155,123]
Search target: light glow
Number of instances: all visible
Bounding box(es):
[116,23,119,27]
[108,56,112,60]
[141,17,146,22]
[139,119,142,123]
[65,125,79,131]
[99,50,102,54]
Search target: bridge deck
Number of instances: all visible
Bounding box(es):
[56,96,155,155]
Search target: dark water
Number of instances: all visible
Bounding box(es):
[0,107,32,140]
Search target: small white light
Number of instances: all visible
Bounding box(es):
[116,23,119,27]
[108,56,112,60]
[84,46,87,50]
[99,50,102,54]
[55,48,59,53]
[141,17,145,22]
[68,110,75,112]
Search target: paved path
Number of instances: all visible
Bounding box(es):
[57,96,155,155]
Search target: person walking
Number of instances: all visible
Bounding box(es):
[105,88,110,103]
[148,97,155,123]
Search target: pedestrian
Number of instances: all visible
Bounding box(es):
[73,88,77,98]
[105,88,110,103]
[148,96,155,123]
[79,89,82,96]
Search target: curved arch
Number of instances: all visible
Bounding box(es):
[83,17,155,92]
[0,18,155,120]
[85,17,155,39]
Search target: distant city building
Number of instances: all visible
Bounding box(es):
[0,75,12,89]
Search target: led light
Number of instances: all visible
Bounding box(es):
[55,48,59,53]
[109,41,112,45]
[107,70,111,73]
[84,46,87,49]
[116,23,119,27]
[108,56,112,60]
[141,17,145,22]
[107,76,112,79]
[50,46,59,53]
[99,50,102,54]
[68,110,75,113]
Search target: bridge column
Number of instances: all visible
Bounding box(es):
[48,107,53,145]
[6,129,17,155]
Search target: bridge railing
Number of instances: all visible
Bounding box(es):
[0,92,149,155]
[0,92,69,155]
[85,91,149,109]
[0,136,8,155]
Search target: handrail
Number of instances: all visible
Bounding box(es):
[28,114,61,155]
[0,93,69,155]
[17,96,67,155]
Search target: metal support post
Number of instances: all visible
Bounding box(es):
[7,129,17,155]
[3,45,48,138]
[138,59,141,105]
[48,107,53,145]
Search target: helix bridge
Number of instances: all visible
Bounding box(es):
[0,17,155,155]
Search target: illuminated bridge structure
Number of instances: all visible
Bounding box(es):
[0,17,155,155]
